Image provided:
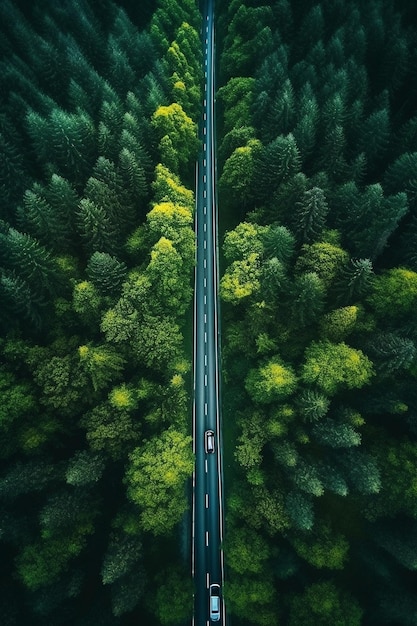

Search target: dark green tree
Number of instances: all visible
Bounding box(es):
[293,187,329,244]
[86,252,127,296]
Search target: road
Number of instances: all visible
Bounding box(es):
[191,0,225,624]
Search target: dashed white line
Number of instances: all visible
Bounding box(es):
[204,277,207,288]
[204,223,207,232]
[203,174,207,183]
[206,572,210,588]
[205,402,208,415]
[204,240,207,249]
[204,330,207,342]
[205,354,207,366]
[203,142,206,150]
[204,374,207,386]
[204,294,207,304]
[205,458,208,472]
[204,313,207,323]
[203,190,207,198]
[203,156,206,164]
[205,493,209,508]
[205,531,209,546]
[204,258,207,268]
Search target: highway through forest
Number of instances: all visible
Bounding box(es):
[191,0,226,624]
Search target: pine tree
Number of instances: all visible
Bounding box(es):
[77,198,120,256]
[1,227,63,299]
[285,491,314,531]
[261,225,295,264]
[290,272,325,327]
[336,449,381,495]
[101,532,142,585]
[335,258,374,304]
[65,450,105,487]
[255,134,301,201]
[313,418,361,448]
[297,389,330,423]
[293,187,329,244]
[86,252,127,297]
[0,270,43,330]
[365,332,416,377]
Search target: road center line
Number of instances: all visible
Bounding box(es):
[205,493,209,508]
[205,531,209,546]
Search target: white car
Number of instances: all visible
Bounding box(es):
[209,583,221,622]
[205,429,215,453]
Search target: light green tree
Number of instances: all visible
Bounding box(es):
[152,102,198,174]
[223,222,266,261]
[367,267,417,318]
[301,341,373,395]
[220,253,261,304]
[125,429,193,535]
[245,356,297,404]
[78,344,125,392]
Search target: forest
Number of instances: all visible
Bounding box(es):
[0,0,200,623]
[2,0,417,624]
[217,0,417,625]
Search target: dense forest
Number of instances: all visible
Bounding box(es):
[217,0,417,625]
[0,0,201,623]
[3,0,417,624]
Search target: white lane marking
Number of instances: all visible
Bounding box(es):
[205,83,207,92]
[204,205,207,215]
[205,402,208,415]
[206,572,210,588]
[205,71,207,78]
[203,174,207,183]
[204,331,207,342]
[203,190,207,198]
[204,99,206,106]
[204,258,207,268]
[204,294,207,304]
[205,458,208,471]
[204,240,207,249]
[203,156,206,164]
[205,493,209,508]
[205,58,207,66]
[205,39,208,44]
[204,223,207,232]
[204,313,207,323]
[203,142,206,150]
[204,277,207,288]
[205,354,207,366]
[205,531,209,546]
[204,374,207,386]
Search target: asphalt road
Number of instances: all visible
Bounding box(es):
[191,0,226,624]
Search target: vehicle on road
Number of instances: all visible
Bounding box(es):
[209,583,221,622]
[205,429,215,453]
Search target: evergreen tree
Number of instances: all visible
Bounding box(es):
[86,252,127,297]
[293,187,329,244]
